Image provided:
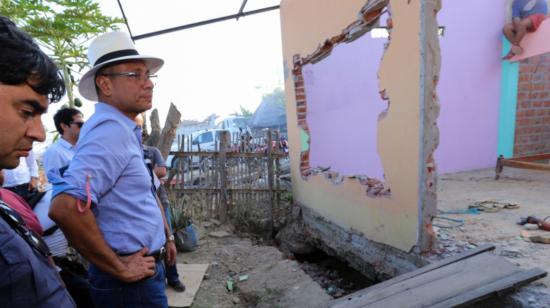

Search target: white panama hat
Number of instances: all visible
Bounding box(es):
[78,31,164,101]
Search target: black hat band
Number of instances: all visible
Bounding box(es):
[94,49,140,66]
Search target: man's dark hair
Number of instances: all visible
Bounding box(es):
[53,107,83,134]
[0,15,65,103]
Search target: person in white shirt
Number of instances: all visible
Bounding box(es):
[43,107,83,178]
[2,149,39,202]
[40,107,93,307]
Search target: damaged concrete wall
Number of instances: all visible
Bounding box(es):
[280,0,440,254]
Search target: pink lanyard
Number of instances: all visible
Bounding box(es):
[76,174,92,213]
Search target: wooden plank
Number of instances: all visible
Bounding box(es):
[501,159,550,171]
[166,263,209,308]
[431,267,547,308]
[509,153,550,162]
[344,253,510,307]
[266,130,275,229]
[331,250,546,308]
[274,130,281,220]
[336,253,511,307]
[332,244,494,307]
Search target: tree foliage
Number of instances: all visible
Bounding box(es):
[231,105,253,118]
[0,0,123,106]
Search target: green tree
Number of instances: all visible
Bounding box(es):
[231,105,253,118]
[0,0,123,107]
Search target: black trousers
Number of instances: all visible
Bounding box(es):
[54,257,94,308]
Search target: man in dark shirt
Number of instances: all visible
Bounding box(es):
[0,15,75,307]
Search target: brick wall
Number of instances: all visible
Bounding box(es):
[292,55,312,178]
[514,53,550,156]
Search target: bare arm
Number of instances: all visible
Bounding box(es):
[49,193,156,282]
[153,166,167,179]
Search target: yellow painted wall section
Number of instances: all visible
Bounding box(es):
[280,0,427,251]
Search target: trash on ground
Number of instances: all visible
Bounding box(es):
[468,200,519,213]
[226,278,234,292]
[523,223,539,230]
[209,231,231,238]
[238,275,249,282]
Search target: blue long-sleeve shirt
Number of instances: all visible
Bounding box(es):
[50,102,165,254]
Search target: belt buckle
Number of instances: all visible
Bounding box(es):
[158,246,166,261]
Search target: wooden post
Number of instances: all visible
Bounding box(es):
[274,130,281,220]
[266,129,275,229]
[219,130,230,222]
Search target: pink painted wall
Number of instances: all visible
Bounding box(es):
[304,34,387,179]
[304,0,505,176]
[435,0,504,173]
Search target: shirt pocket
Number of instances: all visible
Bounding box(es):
[0,235,38,306]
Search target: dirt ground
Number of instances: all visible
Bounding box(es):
[176,166,550,307]
[176,223,332,308]
[435,167,550,306]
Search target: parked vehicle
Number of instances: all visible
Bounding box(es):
[216,116,251,136]
[166,129,229,171]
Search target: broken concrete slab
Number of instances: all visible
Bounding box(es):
[166,264,209,307]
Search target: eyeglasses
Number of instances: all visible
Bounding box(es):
[0,201,51,257]
[70,121,84,128]
[101,72,157,83]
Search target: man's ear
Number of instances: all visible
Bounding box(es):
[96,76,112,97]
[60,122,69,132]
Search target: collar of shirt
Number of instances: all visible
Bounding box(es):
[95,102,143,145]
[58,137,75,151]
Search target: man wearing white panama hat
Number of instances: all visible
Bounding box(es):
[49,31,176,307]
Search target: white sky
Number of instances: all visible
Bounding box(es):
[42,0,284,138]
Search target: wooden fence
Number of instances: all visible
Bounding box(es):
[165,129,290,228]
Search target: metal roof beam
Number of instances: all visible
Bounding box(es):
[236,0,248,20]
[117,0,134,41]
[132,5,279,41]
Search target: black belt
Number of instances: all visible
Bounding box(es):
[119,247,166,262]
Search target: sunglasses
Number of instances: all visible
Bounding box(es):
[70,121,84,128]
[0,201,51,257]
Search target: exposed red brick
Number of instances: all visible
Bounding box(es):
[295,94,306,101]
[515,54,550,157]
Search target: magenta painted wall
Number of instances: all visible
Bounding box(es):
[435,0,504,173]
[304,34,387,179]
[303,1,504,176]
